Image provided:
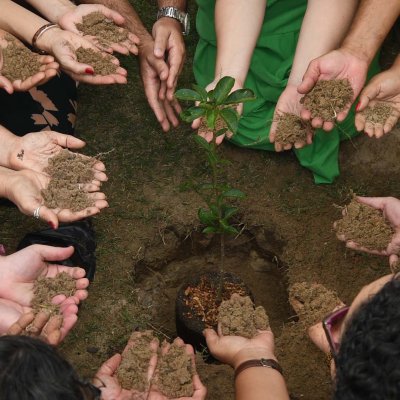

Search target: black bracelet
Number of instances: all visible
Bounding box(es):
[234,358,283,380]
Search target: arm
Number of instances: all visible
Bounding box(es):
[24,0,75,24]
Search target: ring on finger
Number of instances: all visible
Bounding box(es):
[33,206,42,219]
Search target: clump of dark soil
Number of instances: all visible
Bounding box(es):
[289,282,342,327]
[155,342,193,398]
[76,47,117,75]
[361,102,393,125]
[117,331,155,391]
[274,113,312,146]
[75,12,129,47]
[198,117,231,139]
[1,34,41,82]
[42,149,97,211]
[334,198,394,251]
[218,295,269,338]
[300,79,353,121]
[31,272,76,315]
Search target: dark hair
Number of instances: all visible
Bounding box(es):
[334,277,400,400]
[0,336,99,400]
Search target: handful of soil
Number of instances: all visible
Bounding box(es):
[198,116,232,139]
[1,34,41,82]
[274,113,313,146]
[334,198,394,251]
[289,282,342,327]
[155,342,193,398]
[76,47,117,75]
[300,79,353,121]
[117,331,155,391]
[41,149,97,211]
[76,12,129,47]
[361,102,393,125]
[218,295,269,338]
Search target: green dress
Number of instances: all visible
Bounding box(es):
[194,0,379,184]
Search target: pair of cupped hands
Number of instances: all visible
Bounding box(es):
[0,4,139,93]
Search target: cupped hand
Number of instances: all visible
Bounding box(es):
[59,4,139,56]
[298,48,369,131]
[270,84,313,152]
[355,67,400,138]
[152,17,186,101]
[335,196,400,268]
[139,37,181,132]
[0,29,58,93]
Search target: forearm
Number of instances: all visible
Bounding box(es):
[214,0,266,84]
[0,166,17,200]
[24,0,76,24]
[342,0,400,64]
[0,125,18,169]
[288,0,358,85]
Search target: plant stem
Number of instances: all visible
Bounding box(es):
[217,232,225,303]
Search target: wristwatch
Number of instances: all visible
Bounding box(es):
[157,7,190,36]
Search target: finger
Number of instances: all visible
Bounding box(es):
[283,143,292,151]
[59,313,78,341]
[153,27,169,59]
[355,196,387,210]
[374,123,384,139]
[96,353,122,376]
[26,311,51,335]
[163,98,179,127]
[203,328,219,349]
[46,265,87,280]
[311,117,323,129]
[192,374,207,397]
[294,141,306,149]
[346,240,386,255]
[144,84,170,132]
[7,312,35,335]
[32,244,75,263]
[35,205,59,229]
[337,103,353,122]
[191,117,202,130]
[93,160,106,171]
[98,5,125,25]
[355,113,366,132]
[298,60,320,94]
[358,84,380,112]
[390,254,399,271]
[42,315,62,345]
[166,48,184,95]
[159,79,167,101]
[322,121,334,132]
[93,170,108,182]
[0,76,14,94]
[383,112,400,134]
[50,132,85,149]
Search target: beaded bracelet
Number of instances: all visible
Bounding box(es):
[32,23,59,54]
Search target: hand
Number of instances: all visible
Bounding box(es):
[152,17,186,101]
[355,66,400,138]
[298,48,369,131]
[59,4,139,56]
[36,27,127,85]
[139,37,181,132]
[270,84,313,151]
[204,326,277,369]
[0,30,58,93]
[5,168,108,228]
[335,196,400,268]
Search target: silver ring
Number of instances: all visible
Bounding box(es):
[33,206,42,219]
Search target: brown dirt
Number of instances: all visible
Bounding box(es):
[116,331,155,391]
[198,117,231,139]
[41,149,97,211]
[31,271,76,315]
[76,47,117,75]
[300,79,353,121]
[1,34,41,82]
[155,341,193,398]
[75,12,129,47]
[274,113,312,146]
[334,197,394,251]
[218,295,269,338]
[361,102,393,125]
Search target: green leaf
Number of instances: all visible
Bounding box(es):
[203,226,217,234]
[208,89,215,102]
[225,89,256,105]
[193,135,211,151]
[216,127,228,137]
[222,189,246,198]
[210,204,220,217]
[192,84,208,102]
[206,109,218,129]
[180,107,205,123]
[219,220,239,235]
[175,89,202,102]
[222,206,238,220]
[220,108,239,134]
[213,76,235,105]
[198,208,217,225]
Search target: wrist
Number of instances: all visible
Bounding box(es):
[0,128,19,169]
[340,42,374,66]
[34,26,64,54]
[233,348,277,370]
[53,4,76,24]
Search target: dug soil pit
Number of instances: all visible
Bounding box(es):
[300,79,353,121]
[218,294,269,338]
[117,331,155,391]
[76,12,129,48]
[334,198,394,251]
[1,34,41,82]
[361,102,393,125]
[41,149,97,211]
[76,47,117,75]
[274,113,312,146]
[155,342,193,398]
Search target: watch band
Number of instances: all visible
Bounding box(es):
[234,358,283,380]
[157,6,190,36]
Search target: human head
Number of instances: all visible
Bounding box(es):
[0,335,100,400]
[333,274,400,399]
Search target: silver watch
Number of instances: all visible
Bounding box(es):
[157,6,190,36]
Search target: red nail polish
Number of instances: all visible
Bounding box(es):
[355,102,361,112]
[85,68,95,75]
[48,221,55,229]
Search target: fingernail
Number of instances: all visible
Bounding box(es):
[48,221,55,229]
[85,68,95,75]
[355,102,361,112]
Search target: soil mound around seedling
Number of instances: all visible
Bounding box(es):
[117,331,155,391]
[76,47,117,75]
[289,282,342,327]
[31,272,76,315]
[274,113,312,146]
[334,198,394,251]
[300,79,353,121]
[155,342,193,398]
[1,34,41,82]
[41,149,97,211]
[76,12,129,47]
[218,295,269,338]
[361,102,393,125]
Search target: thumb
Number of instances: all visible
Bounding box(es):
[97,354,122,376]
[34,244,75,262]
[49,132,85,149]
[37,205,60,229]
[357,83,381,112]
[298,60,321,94]
[0,76,14,94]
[153,25,169,59]
[98,5,125,25]
[356,196,387,210]
[203,328,219,349]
